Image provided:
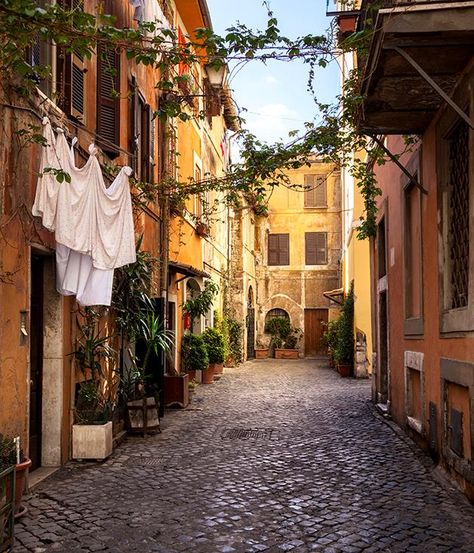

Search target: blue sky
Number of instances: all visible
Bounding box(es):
[206,0,339,144]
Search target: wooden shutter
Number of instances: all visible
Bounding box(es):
[306,232,327,265]
[97,44,120,156]
[315,176,327,207]
[304,175,316,207]
[268,234,289,266]
[305,175,327,207]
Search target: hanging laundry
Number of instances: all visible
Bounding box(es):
[129,0,144,23]
[33,118,136,307]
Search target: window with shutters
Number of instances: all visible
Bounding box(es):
[305,232,328,265]
[438,69,474,333]
[56,1,85,117]
[402,153,424,336]
[97,44,120,157]
[304,175,327,208]
[268,234,289,266]
[130,82,154,182]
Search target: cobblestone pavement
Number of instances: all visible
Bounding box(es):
[15,359,474,553]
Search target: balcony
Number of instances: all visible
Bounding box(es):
[357,0,474,134]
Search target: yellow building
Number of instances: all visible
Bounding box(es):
[253,159,342,357]
[336,0,373,377]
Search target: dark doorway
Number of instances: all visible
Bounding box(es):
[246,287,255,359]
[379,291,389,404]
[29,255,44,471]
[304,308,328,357]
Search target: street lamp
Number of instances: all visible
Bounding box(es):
[204,61,227,90]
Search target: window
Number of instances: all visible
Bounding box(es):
[97,44,120,157]
[268,234,289,266]
[403,155,423,336]
[56,1,85,115]
[265,309,290,330]
[377,216,387,279]
[438,72,473,334]
[305,232,328,265]
[129,81,153,182]
[304,174,327,207]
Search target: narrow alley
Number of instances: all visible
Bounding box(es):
[14,360,474,553]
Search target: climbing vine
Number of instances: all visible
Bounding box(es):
[0,0,405,239]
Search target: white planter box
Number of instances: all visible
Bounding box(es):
[72,421,113,460]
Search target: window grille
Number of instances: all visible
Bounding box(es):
[448,121,469,309]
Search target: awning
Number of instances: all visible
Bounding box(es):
[358,1,474,134]
[323,287,344,305]
[168,260,210,280]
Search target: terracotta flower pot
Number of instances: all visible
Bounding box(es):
[15,457,32,518]
[202,365,215,384]
[255,348,269,359]
[214,363,224,375]
[337,14,357,35]
[337,362,352,378]
[275,349,299,359]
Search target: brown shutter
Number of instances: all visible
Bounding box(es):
[279,234,289,265]
[304,175,316,207]
[268,234,279,265]
[315,176,327,207]
[97,44,120,156]
[305,232,328,265]
[315,232,328,265]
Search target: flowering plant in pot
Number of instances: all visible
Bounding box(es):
[202,327,225,378]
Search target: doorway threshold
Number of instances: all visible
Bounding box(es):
[28,467,59,491]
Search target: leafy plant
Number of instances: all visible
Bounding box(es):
[202,327,225,364]
[322,319,340,355]
[71,310,116,424]
[265,316,301,351]
[0,434,16,472]
[182,280,219,329]
[227,317,243,364]
[214,311,230,362]
[182,334,209,372]
[333,283,354,365]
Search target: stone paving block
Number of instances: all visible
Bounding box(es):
[13,359,474,552]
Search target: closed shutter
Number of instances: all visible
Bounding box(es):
[306,232,327,265]
[304,175,316,207]
[268,234,289,266]
[97,44,120,155]
[315,176,327,207]
[304,175,327,207]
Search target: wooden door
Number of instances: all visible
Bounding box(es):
[304,309,328,357]
[29,255,44,471]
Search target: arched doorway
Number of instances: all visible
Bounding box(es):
[246,286,255,359]
[186,278,202,334]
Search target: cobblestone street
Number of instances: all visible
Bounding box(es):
[15,359,474,553]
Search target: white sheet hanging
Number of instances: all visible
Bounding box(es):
[33,118,136,306]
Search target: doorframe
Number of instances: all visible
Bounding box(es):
[30,248,64,468]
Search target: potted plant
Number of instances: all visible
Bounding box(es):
[202,327,225,378]
[227,317,243,366]
[337,14,358,36]
[0,434,15,551]
[266,316,301,359]
[182,280,219,333]
[71,311,116,460]
[333,284,355,377]
[323,319,340,369]
[254,344,269,359]
[164,352,189,409]
[124,312,173,431]
[182,333,210,383]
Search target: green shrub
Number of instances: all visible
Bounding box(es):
[322,319,340,353]
[202,327,225,364]
[266,316,301,350]
[182,333,209,372]
[214,311,230,361]
[333,283,354,365]
[227,317,243,364]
